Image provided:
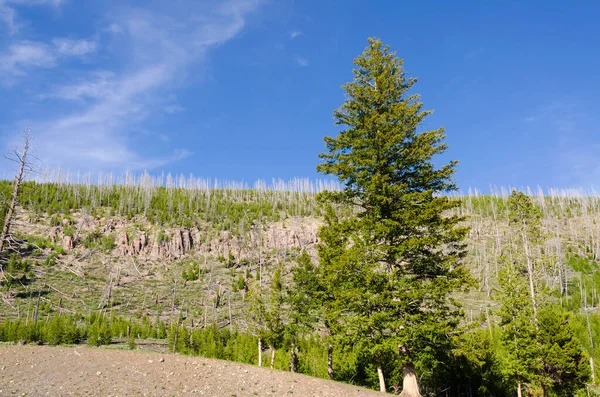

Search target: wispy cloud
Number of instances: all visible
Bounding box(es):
[289,30,302,39]
[42,71,115,101]
[0,38,97,80]
[295,56,308,67]
[0,1,18,34]
[3,0,265,171]
[164,104,184,114]
[7,0,64,6]
[0,41,56,73]
[52,38,97,56]
[0,0,64,34]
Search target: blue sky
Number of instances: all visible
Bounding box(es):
[0,0,599,191]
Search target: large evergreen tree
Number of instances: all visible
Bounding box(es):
[316,38,468,395]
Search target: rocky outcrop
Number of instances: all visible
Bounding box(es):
[40,213,320,261]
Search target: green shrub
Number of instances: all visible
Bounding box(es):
[82,231,102,249]
[226,252,236,268]
[182,264,200,281]
[87,319,112,346]
[127,333,136,350]
[232,274,246,292]
[63,225,76,237]
[101,234,115,252]
[43,253,58,267]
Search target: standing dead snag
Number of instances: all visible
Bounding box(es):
[0,126,33,253]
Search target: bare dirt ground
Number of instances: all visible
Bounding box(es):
[0,345,383,396]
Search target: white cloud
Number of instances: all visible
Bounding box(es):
[0,0,64,34]
[289,30,301,39]
[105,23,122,34]
[42,71,115,101]
[14,0,264,171]
[0,37,97,80]
[295,56,308,67]
[0,41,56,74]
[5,0,64,6]
[164,104,184,114]
[52,38,97,56]
[0,1,18,34]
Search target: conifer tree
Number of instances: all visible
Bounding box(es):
[497,260,539,397]
[317,38,468,395]
[264,265,285,369]
[499,191,590,396]
[507,190,544,330]
[536,306,589,396]
[290,223,344,379]
[246,280,266,367]
[288,250,320,373]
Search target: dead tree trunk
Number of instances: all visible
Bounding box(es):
[270,347,276,369]
[521,229,539,331]
[377,365,386,393]
[0,126,31,253]
[290,335,296,373]
[399,364,422,397]
[258,337,263,367]
[327,340,334,380]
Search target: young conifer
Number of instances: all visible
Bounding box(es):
[316,38,468,395]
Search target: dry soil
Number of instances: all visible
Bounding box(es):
[0,345,384,396]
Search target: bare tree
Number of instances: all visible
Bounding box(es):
[0,126,34,253]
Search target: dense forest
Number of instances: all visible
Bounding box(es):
[1,39,599,397]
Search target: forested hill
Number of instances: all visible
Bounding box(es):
[1,178,599,395]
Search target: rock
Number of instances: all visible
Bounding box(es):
[117,231,128,255]
[172,230,184,257]
[131,238,142,255]
[61,235,74,251]
[96,371,102,376]
[182,229,192,252]
[77,215,95,231]
[48,227,60,243]
[159,357,164,362]
[148,360,154,364]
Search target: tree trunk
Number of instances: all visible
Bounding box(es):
[258,337,262,367]
[0,126,30,253]
[290,336,296,373]
[33,288,41,328]
[270,347,276,369]
[585,289,596,384]
[522,230,539,330]
[517,380,522,397]
[399,364,422,397]
[377,365,386,393]
[172,324,178,354]
[327,341,334,380]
